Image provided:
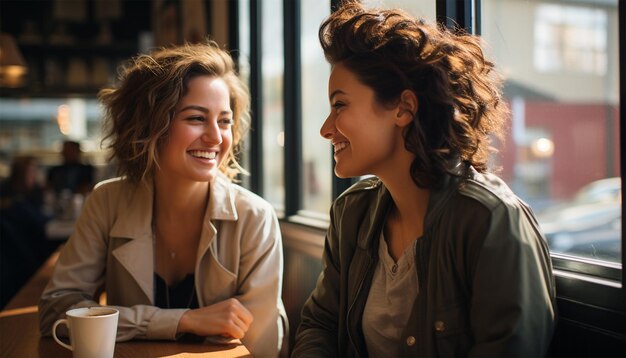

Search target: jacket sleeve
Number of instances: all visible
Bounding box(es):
[292,204,342,357]
[467,200,556,357]
[38,183,186,342]
[235,201,286,358]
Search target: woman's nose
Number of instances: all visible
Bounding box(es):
[202,121,223,144]
[320,114,335,139]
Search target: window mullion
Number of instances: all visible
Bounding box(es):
[436,0,479,34]
[284,0,302,216]
[249,0,263,195]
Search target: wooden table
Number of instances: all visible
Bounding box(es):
[0,251,252,357]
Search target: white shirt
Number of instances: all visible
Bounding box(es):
[363,233,419,358]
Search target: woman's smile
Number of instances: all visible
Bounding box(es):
[188,150,218,161]
[333,141,349,155]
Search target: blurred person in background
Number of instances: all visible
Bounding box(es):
[0,155,53,308]
[39,41,286,357]
[1,155,45,210]
[293,2,556,357]
[46,140,95,196]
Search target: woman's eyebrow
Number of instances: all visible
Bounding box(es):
[329,89,346,102]
[177,105,233,116]
[178,105,209,113]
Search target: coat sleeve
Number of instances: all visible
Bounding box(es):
[234,200,286,358]
[467,200,556,357]
[291,204,342,357]
[38,183,186,342]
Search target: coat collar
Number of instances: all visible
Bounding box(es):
[207,172,238,222]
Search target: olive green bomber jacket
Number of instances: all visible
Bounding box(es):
[293,163,556,357]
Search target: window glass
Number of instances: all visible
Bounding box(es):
[482,0,620,263]
[362,0,436,21]
[301,0,331,214]
[237,0,251,189]
[534,4,608,75]
[262,0,285,210]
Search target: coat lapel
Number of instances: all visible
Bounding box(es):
[109,180,155,303]
[196,174,238,262]
[112,238,154,303]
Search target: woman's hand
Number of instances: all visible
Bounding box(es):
[177,298,253,339]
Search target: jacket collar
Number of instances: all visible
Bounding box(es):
[356,157,467,250]
[424,158,466,228]
[356,181,392,251]
[207,172,238,222]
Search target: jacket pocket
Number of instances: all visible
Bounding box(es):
[433,303,471,357]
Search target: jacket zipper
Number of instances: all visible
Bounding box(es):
[347,257,372,357]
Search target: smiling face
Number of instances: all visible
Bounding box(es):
[157,75,233,184]
[320,63,407,179]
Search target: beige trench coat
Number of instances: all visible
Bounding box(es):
[39,173,286,357]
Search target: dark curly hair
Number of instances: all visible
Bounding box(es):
[99,41,250,184]
[319,1,508,188]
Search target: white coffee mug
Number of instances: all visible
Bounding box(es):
[52,307,119,358]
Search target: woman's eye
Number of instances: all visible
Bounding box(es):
[188,116,205,122]
[332,102,345,110]
[218,118,234,127]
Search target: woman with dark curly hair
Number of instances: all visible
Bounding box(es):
[293,2,555,357]
[39,42,286,357]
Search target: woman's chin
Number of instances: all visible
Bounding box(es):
[334,167,358,179]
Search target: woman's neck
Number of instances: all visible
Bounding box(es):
[376,149,429,226]
[382,171,429,228]
[376,155,429,259]
[153,174,210,221]
[151,174,209,285]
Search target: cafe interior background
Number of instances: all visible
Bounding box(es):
[0,0,623,356]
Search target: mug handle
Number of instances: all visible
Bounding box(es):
[52,319,73,352]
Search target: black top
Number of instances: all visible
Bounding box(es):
[154,273,199,309]
[154,273,203,342]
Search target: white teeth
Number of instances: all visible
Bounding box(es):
[189,150,217,159]
[334,142,348,153]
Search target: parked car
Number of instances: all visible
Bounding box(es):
[537,177,621,262]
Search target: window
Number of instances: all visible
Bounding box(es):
[534,4,608,75]
[300,0,332,215]
[239,0,622,268]
[261,0,285,211]
[362,0,436,20]
[482,0,620,264]
[236,0,251,189]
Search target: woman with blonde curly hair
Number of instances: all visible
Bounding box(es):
[293,2,555,357]
[39,42,286,357]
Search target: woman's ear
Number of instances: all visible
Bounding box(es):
[396,89,418,127]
